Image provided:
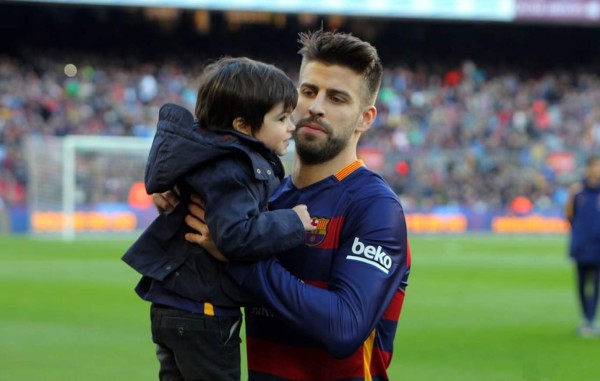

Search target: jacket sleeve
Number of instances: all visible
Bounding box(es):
[186,157,306,262]
[227,194,410,358]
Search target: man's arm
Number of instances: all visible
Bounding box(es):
[564,182,582,225]
[195,195,410,358]
[152,188,180,214]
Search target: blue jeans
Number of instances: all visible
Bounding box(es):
[150,303,242,381]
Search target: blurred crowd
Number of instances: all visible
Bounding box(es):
[1,50,599,213]
[368,61,600,212]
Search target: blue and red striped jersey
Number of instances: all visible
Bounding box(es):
[228,160,411,381]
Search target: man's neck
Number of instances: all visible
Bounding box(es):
[291,150,358,189]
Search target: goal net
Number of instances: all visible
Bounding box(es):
[25,135,157,239]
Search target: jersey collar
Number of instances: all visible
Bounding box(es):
[334,160,364,182]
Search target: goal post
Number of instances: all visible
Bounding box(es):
[25,135,157,239]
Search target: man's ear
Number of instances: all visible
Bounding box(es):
[356,106,377,133]
[232,117,252,135]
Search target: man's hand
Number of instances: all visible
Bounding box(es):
[152,188,180,214]
[185,194,229,262]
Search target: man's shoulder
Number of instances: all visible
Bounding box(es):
[345,167,398,200]
[336,168,404,226]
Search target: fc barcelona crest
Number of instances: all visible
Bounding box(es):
[306,217,330,247]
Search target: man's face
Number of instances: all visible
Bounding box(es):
[292,61,368,165]
[586,160,600,184]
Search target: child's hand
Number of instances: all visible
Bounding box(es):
[292,204,316,231]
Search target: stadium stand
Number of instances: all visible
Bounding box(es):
[1,2,600,227]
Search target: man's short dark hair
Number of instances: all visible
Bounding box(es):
[194,57,298,134]
[297,29,383,105]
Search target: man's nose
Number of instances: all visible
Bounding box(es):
[308,93,325,117]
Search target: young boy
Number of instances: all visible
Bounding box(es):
[122,57,314,381]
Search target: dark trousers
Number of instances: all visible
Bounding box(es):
[150,304,242,381]
[576,263,600,323]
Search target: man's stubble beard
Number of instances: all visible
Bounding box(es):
[293,125,353,165]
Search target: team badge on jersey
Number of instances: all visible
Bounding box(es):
[306,217,329,247]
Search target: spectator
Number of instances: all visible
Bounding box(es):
[2,51,599,213]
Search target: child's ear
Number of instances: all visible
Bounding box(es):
[232,117,252,135]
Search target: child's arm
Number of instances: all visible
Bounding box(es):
[185,157,307,262]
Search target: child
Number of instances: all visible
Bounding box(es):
[122,57,314,381]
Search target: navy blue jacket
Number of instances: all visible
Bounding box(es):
[569,180,600,264]
[122,103,305,308]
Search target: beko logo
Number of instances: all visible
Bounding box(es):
[346,237,392,274]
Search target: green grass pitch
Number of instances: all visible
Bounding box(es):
[1,234,599,381]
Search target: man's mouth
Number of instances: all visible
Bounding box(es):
[299,122,326,133]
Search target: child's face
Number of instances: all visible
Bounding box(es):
[254,102,296,156]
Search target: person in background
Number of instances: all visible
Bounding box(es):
[157,29,412,381]
[123,57,315,381]
[565,155,600,338]
[0,196,9,234]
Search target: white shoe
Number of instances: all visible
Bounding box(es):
[578,322,599,338]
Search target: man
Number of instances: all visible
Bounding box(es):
[157,30,411,380]
[565,155,600,338]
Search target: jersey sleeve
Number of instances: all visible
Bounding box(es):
[227,193,410,358]
[186,158,305,262]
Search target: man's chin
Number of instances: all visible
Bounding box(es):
[295,139,323,153]
[296,145,334,165]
